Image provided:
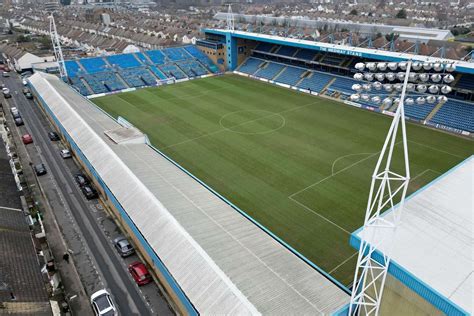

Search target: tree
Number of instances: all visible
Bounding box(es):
[396,9,407,19]
[39,36,52,50]
[350,9,358,16]
[16,35,30,43]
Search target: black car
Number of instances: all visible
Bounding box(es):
[3,93,11,99]
[14,117,24,126]
[81,185,98,200]
[48,131,60,141]
[74,173,90,187]
[34,163,47,176]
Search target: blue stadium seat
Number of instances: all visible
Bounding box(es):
[84,72,127,93]
[404,103,437,121]
[69,76,91,95]
[456,74,474,91]
[329,77,357,95]
[275,66,306,86]
[184,46,219,73]
[294,49,316,61]
[431,99,474,132]
[275,46,297,57]
[159,63,187,80]
[149,66,168,80]
[65,60,82,77]
[162,47,188,61]
[255,42,275,52]
[79,57,108,74]
[238,58,263,75]
[255,62,285,80]
[176,60,208,77]
[106,54,142,69]
[145,50,166,65]
[119,67,158,87]
[297,72,333,92]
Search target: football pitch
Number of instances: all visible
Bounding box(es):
[93,74,473,285]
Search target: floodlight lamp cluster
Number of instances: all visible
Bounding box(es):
[350,61,456,106]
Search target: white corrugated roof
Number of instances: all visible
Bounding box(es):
[356,156,473,314]
[29,72,349,315]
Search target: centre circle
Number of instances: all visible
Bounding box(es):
[219,110,286,135]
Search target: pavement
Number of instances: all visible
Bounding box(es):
[1,73,174,316]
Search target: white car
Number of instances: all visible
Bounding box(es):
[60,149,72,159]
[90,289,117,316]
[2,87,9,94]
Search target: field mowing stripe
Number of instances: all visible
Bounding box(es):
[159,101,320,150]
[408,140,465,159]
[288,195,351,234]
[141,86,229,103]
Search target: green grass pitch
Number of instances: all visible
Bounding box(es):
[93,74,473,285]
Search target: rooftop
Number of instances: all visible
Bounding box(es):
[29,71,350,315]
[354,156,473,314]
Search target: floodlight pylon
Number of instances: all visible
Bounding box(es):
[227,4,235,32]
[49,13,68,80]
[349,61,412,315]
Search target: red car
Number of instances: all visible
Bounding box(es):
[22,134,33,144]
[128,261,152,286]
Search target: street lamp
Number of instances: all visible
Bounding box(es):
[348,60,455,315]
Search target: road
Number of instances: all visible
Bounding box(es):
[2,73,174,316]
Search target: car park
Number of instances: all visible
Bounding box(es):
[74,173,90,187]
[14,117,24,126]
[21,134,33,144]
[128,261,152,286]
[113,236,135,257]
[34,163,47,176]
[90,289,117,316]
[60,149,72,159]
[48,131,60,141]
[81,185,98,200]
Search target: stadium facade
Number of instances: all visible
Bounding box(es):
[25,29,473,315]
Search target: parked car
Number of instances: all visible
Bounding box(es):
[14,117,24,126]
[113,236,135,257]
[21,134,33,144]
[48,131,60,141]
[90,289,117,316]
[128,261,152,286]
[34,163,47,176]
[60,149,72,159]
[22,88,29,94]
[25,92,33,99]
[2,71,10,77]
[74,173,90,187]
[12,112,21,119]
[81,185,98,200]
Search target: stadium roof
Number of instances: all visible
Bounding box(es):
[204,29,474,74]
[354,156,473,314]
[28,72,350,315]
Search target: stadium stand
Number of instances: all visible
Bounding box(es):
[275,66,306,86]
[80,57,109,73]
[297,72,334,93]
[159,63,187,80]
[255,42,275,52]
[430,99,474,131]
[237,57,263,75]
[64,45,218,96]
[275,45,298,57]
[106,54,142,69]
[294,49,317,61]
[255,62,285,80]
[162,47,188,61]
[145,49,167,64]
[237,46,474,133]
